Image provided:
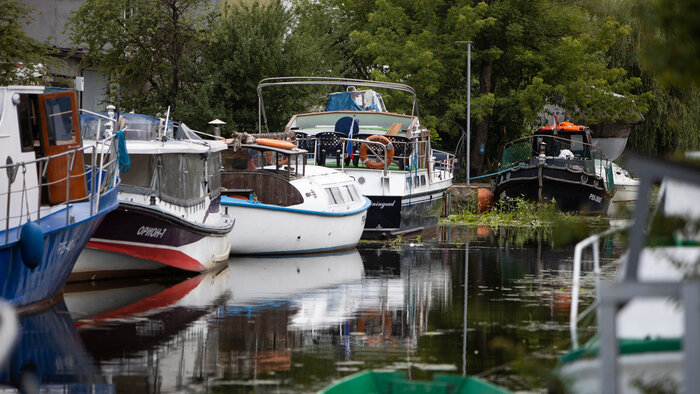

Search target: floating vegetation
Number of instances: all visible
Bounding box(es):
[442,197,611,247]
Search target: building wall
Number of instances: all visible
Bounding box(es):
[20,0,222,112]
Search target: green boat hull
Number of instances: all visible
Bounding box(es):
[319,371,511,394]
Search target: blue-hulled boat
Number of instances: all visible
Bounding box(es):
[0,86,120,312]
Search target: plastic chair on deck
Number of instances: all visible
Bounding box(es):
[315,131,346,167]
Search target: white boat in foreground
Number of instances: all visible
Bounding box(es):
[555,154,700,393]
[220,141,369,255]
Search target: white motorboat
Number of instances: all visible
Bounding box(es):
[257,77,455,238]
[220,140,369,255]
[72,110,233,280]
[555,154,700,393]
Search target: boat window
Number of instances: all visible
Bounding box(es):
[43,95,76,146]
[414,175,420,187]
[159,153,206,206]
[325,188,336,204]
[570,134,584,152]
[206,151,222,197]
[420,175,426,186]
[16,94,39,152]
[406,177,412,188]
[345,185,360,202]
[224,147,261,170]
[325,187,345,205]
[120,155,155,189]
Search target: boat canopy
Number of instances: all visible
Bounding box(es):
[325,90,385,112]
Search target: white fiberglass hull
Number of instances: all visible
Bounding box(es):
[223,198,370,255]
[558,351,683,394]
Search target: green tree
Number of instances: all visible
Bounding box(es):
[68,0,214,123]
[318,0,649,175]
[590,0,700,155]
[0,0,53,85]
[205,1,341,134]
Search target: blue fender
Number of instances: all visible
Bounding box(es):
[19,221,44,270]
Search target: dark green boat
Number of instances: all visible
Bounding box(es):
[319,371,511,394]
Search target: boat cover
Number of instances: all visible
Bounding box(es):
[325,92,379,112]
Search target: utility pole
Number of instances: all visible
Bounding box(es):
[455,41,472,185]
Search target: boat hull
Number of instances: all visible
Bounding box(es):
[557,350,682,394]
[362,191,445,238]
[0,185,119,311]
[496,165,611,213]
[222,198,369,255]
[73,203,231,277]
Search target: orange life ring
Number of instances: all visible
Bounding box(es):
[359,135,395,169]
[255,138,295,150]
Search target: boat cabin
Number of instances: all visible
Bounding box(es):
[531,122,593,159]
[81,112,224,208]
[220,144,307,206]
[3,87,87,210]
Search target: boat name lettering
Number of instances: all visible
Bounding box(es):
[57,240,76,255]
[137,226,168,238]
[372,201,396,209]
[588,194,602,204]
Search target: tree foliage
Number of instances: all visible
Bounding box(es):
[590,0,700,156]
[0,0,53,85]
[68,0,214,119]
[313,0,650,174]
[204,1,336,133]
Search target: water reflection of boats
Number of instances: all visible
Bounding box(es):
[227,249,365,305]
[0,302,110,392]
[64,267,230,393]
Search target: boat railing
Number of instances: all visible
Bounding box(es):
[430,149,456,182]
[501,134,609,174]
[569,224,630,349]
[595,154,700,394]
[1,134,120,243]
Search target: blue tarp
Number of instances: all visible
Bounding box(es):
[325,92,379,112]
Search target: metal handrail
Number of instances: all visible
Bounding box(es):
[340,137,389,176]
[569,224,631,349]
[1,134,119,239]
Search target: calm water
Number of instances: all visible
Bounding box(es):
[1,225,625,393]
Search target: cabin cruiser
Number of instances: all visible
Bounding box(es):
[0,86,119,311]
[257,77,455,238]
[220,138,369,255]
[72,109,233,280]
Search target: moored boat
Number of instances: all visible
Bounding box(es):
[257,77,455,238]
[496,121,614,213]
[220,139,370,255]
[0,86,120,311]
[72,110,233,280]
